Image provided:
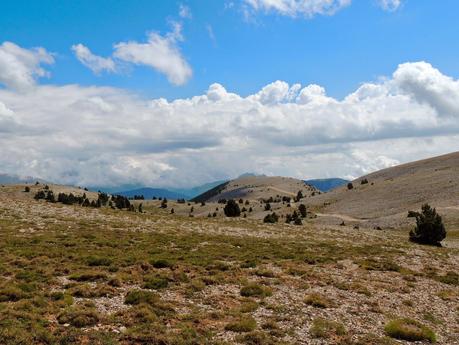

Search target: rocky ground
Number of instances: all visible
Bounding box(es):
[0,184,458,344]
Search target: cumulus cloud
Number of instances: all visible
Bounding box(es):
[244,0,352,17]
[71,44,116,74]
[0,42,54,91]
[73,20,192,85]
[112,24,192,85]
[378,0,401,11]
[1,60,459,187]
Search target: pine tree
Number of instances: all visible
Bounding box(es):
[224,199,241,217]
[409,204,446,246]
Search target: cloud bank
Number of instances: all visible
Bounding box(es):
[1,45,458,188]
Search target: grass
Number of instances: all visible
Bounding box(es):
[124,290,159,305]
[384,318,436,342]
[57,307,99,327]
[142,276,169,290]
[309,317,346,338]
[240,283,272,297]
[304,293,335,308]
[225,317,257,332]
[0,186,457,344]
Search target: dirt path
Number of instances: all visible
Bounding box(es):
[315,213,362,222]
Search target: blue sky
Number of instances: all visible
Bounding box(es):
[1,0,459,188]
[2,0,459,100]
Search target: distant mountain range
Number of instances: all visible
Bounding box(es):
[0,173,43,185]
[1,171,347,199]
[115,188,188,200]
[116,180,228,200]
[304,178,349,192]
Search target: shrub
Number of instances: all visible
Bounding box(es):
[263,213,279,224]
[143,276,169,290]
[384,318,436,342]
[69,272,107,282]
[57,307,99,328]
[24,186,30,192]
[304,293,335,308]
[361,178,369,184]
[0,287,26,302]
[298,204,307,218]
[296,190,303,201]
[151,259,174,269]
[347,182,354,190]
[310,317,346,338]
[434,271,459,286]
[409,204,446,246]
[225,317,257,332]
[264,203,271,211]
[86,256,112,267]
[224,199,241,217]
[240,283,271,297]
[125,290,159,305]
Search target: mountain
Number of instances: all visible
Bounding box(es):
[308,151,459,228]
[170,179,228,199]
[116,188,188,200]
[0,173,42,185]
[191,175,318,202]
[304,178,349,192]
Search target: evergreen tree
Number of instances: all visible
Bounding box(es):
[298,204,307,218]
[409,204,446,246]
[224,199,241,217]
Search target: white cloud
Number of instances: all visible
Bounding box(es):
[244,0,352,18]
[378,0,401,11]
[206,24,217,45]
[72,18,192,85]
[0,42,54,91]
[71,44,116,74]
[1,58,459,188]
[179,4,192,19]
[113,26,192,86]
[393,61,459,118]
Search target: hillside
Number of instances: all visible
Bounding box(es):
[0,181,458,344]
[308,151,459,229]
[192,175,318,203]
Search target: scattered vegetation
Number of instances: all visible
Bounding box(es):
[310,317,346,339]
[384,318,436,342]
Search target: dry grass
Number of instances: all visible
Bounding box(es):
[0,183,458,344]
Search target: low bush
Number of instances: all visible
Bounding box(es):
[304,293,335,308]
[240,283,272,297]
[57,307,99,328]
[225,317,257,332]
[384,318,436,342]
[143,276,169,290]
[310,317,346,338]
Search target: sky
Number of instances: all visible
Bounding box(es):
[1,0,459,188]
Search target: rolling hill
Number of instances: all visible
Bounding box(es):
[191,175,318,202]
[308,151,459,228]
